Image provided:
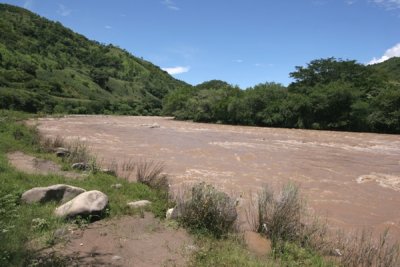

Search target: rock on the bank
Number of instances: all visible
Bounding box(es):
[55,190,108,218]
[21,184,86,204]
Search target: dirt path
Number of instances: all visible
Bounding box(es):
[35,115,400,237]
[7,151,84,179]
[43,214,193,267]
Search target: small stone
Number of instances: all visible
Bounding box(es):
[334,248,342,256]
[71,162,89,170]
[80,243,83,246]
[127,200,152,209]
[111,183,122,189]
[149,123,160,128]
[166,208,174,220]
[111,255,122,261]
[55,147,70,158]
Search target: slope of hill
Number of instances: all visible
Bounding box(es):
[0,4,189,115]
[370,57,400,83]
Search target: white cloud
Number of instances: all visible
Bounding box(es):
[368,43,400,64]
[105,25,112,29]
[23,0,34,9]
[162,0,180,10]
[57,4,71,16]
[345,0,357,5]
[162,66,190,75]
[371,0,400,10]
[233,59,244,63]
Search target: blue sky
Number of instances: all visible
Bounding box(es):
[3,0,400,88]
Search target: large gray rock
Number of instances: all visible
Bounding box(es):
[55,190,108,218]
[21,184,86,204]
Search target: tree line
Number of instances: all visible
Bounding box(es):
[163,58,400,134]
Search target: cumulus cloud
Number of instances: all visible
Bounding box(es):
[162,66,190,75]
[371,0,400,10]
[105,25,112,29]
[368,43,400,64]
[57,4,71,16]
[162,0,180,10]
[233,59,244,63]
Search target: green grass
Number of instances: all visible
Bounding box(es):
[190,235,337,267]
[0,110,169,266]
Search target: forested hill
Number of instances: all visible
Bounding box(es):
[0,4,189,115]
[371,57,400,83]
[163,58,400,134]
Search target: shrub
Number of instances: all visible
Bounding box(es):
[258,183,304,248]
[177,182,237,238]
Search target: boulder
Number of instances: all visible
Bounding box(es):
[55,190,108,218]
[21,184,86,204]
[127,200,152,209]
[55,147,70,158]
[71,162,89,170]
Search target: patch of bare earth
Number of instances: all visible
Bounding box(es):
[48,214,193,267]
[7,151,84,179]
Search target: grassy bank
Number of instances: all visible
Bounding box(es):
[0,110,168,266]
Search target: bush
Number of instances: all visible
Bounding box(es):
[258,183,304,248]
[177,183,237,238]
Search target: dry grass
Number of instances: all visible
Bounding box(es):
[334,229,400,267]
[135,160,169,192]
[255,182,400,266]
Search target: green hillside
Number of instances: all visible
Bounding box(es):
[370,57,400,83]
[0,4,189,115]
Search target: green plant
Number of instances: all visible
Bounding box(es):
[177,183,237,238]
[31,218,49,232]
[258,183,304,248]
[135,160,169,192]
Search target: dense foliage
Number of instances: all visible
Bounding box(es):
[163,58,400,133]
[0,4,188,115]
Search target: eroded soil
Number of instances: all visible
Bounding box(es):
[7,151,84,179]
[36,116,400,236]
[43,214,193,267]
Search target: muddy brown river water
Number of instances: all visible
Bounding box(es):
[36,116,400,235]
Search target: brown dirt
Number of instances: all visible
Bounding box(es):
[35,115,400,238]
[7,151,84,179]
[244,231,272,257]
[44,213,193,266]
